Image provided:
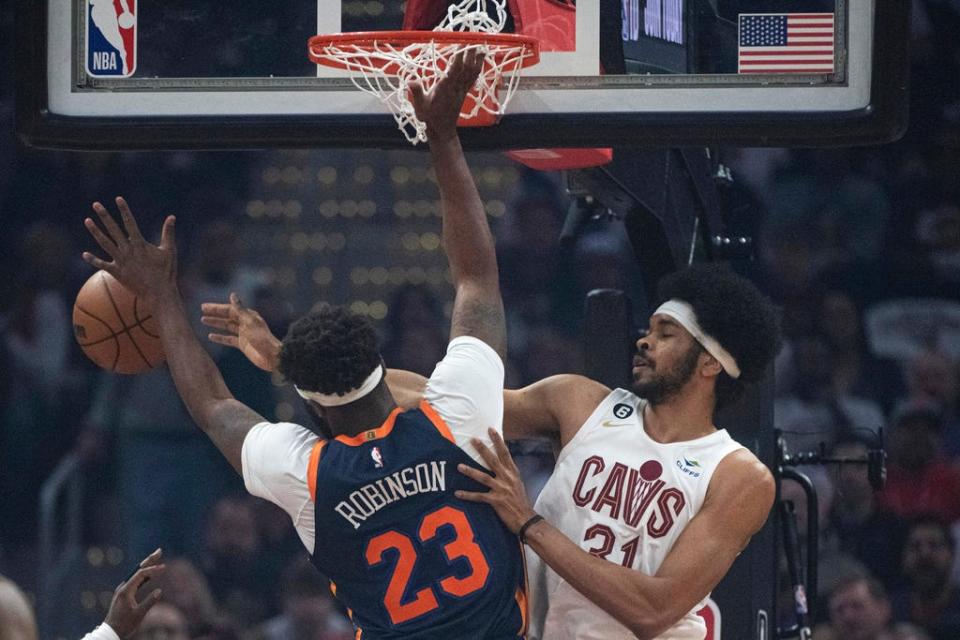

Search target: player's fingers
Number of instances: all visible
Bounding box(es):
[92,201,126,244]
[134,588,163,612]
[200,316,236,332]
[139,548,163,569]
[208,333,240,349]
[487,429,517,471]
[465,48,484,83]
[84,218,119,257]
[82,252,118,276]
[115,197,144,241]
[159,215,176,251]
[454,489,491,503]
[200,302,232,318]
[126,564,165,591]
[409,80,426,109]
[470,438,502,472]
[457,463,494,487]
[229,292,244,309]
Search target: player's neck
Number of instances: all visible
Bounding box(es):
[324,384,399,438]
[642,389,716,444]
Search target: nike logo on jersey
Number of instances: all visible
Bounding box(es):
[601,420,631,428]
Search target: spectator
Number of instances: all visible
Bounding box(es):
[252,556,352,640]
[0,223,77,548]
[155,558,237,638]
[892,516,960,640]
[814,572,930,640]
[380,285,447,377]
[775,334,885,451]
[780,467,865,603]
[0,573,38,640]
[201,497,273,626]
[831,438,909,590]
[901,350,960,458]
[133,603,189,640]
[817,290,904,413]
[880,405,960,523]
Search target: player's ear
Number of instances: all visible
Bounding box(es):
[700,352,723,378]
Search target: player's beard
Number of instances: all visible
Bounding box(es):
[632,343,702,405]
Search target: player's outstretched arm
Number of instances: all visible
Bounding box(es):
[82,198,265,474]
[410,49,505,359]
[459,433,775,639]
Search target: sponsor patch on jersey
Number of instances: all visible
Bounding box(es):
[676,452,703,478]
[86,0,137,78]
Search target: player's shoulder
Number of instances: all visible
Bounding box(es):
[529,374,613,442]
[711,447,775,506]
[538,374,611,404]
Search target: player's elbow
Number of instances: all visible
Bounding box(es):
[628,615,669,640]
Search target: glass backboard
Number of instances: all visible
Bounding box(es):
[16,0,909,149]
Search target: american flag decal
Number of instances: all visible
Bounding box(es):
[738,13,835,74]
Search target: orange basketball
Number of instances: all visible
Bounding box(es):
[73,271,165,374]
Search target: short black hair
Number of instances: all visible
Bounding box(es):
[656,263,782,410]
[906,514,956,550]
[278,305,381,395]
[830,571,888,604]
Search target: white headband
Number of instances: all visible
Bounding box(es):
[652,299,741,379]
[295,364,385,407]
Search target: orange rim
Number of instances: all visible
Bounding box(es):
[308,30,540,70]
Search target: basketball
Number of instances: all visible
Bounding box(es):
[73,270,165,374]
[117,12,135,29]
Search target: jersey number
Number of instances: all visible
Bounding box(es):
[365,505,491,625]
[584,524,642,568]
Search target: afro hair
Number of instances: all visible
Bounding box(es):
[278,305,382,396]
[656,263,782,410]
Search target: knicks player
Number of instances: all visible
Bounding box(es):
[204,263,781,638]
[80,50,527,639]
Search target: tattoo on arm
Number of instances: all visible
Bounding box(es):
[450,296,506,359]
[205,399,266,475]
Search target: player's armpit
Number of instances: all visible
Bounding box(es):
[385,368,428,409]
[503,375,609,445]
[201,399,267,475]
[448,284,506,360]
[640,450,775,636]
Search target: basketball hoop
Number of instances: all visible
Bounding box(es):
[309,31,539,144]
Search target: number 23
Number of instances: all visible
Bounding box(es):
[365,505,490,625]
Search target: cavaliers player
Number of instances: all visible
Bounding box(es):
[455,264,782,639]
[81,50,528,639]
[204,264,781,638]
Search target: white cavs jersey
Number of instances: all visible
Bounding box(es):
[526,388,745,640]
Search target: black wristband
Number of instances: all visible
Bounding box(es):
[518,514,544,543]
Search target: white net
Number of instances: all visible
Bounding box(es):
[309,0,536,144]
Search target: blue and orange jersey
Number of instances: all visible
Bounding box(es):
[307,401,528,639]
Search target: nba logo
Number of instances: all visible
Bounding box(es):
[86,0,137,77]
[371,447,384,469]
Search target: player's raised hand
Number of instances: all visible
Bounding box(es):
[456,428,537,534]
[201,293,282,372]
[104,548,165,639]
[409,47,485,141]
[82,197,177,300]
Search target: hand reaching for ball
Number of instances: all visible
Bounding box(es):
[82,197,178,303]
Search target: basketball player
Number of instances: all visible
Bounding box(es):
[1,549,164,640]
[81,50,528,639]
[204,264,781,639]
[457,264,782,639]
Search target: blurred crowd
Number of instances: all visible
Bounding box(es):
[2,0,960,639]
